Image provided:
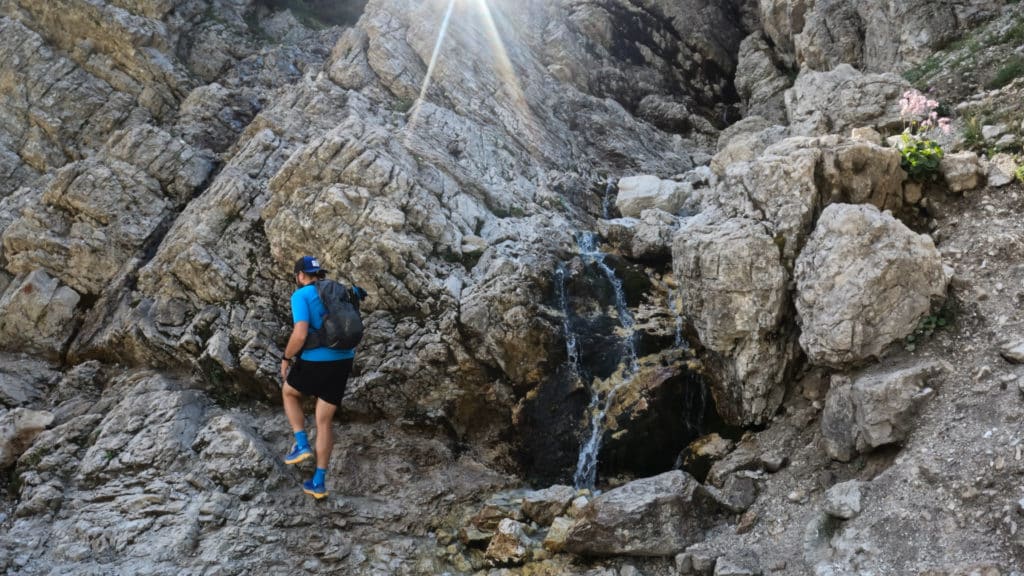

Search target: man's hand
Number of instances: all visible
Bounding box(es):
[280,358,290,382]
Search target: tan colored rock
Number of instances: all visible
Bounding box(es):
[543,516,575,553]
[672,216,793,426]
[940,152,983,193]
[484,518,532,565]
[0,408,55,467]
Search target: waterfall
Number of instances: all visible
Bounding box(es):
[601,180,615,220]
[554,265,579,373]
[572,232,638,490]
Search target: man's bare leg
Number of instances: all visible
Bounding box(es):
[314,399,337,470]
[282,383,305,432]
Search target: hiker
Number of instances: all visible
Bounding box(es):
[279,255,365,499]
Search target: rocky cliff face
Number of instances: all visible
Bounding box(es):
[1,0,1023,574]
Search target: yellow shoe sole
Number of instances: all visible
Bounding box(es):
[284,451,313,465]
[303,487,328,500]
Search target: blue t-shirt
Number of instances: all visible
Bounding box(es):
[291,284,355,362]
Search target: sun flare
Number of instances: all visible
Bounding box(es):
[404,0,536,144]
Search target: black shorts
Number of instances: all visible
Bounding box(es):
[286,358,353,406]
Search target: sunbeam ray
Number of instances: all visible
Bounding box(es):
[404,0,457,141]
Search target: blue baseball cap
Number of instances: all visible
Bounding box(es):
[294,256,325,274]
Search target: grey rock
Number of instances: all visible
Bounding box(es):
[1001,340,1024,364]
[713,551,762,575]
[0,354,59,408]
[0,408,54,467]
[822,361,946,460]
[564,470,706,557]
[821,375,858,462]
[785,64,909,137]
[616,175,691,218]
[735,33,790,124]
[981,124,1008,140]
[987,154,1020,188]
[795,204,947,367]
[711,121,790,175]
[823,480,863,519]
[521,484,577,526]
[0,270,81,359]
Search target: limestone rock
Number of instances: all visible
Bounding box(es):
[0,408,55,467]
[986,153,1020,188]
[672,217,793,426]
[0,270,81,359]
[794,204,947,367]
[615,176,691,218]
[1000,339,1024,364]
[794,1,864,71]
[940,152,984,193]
[714,551,763,575]
[823,480,863,519]
[711,120,790,175]
[786,64,909,137]
[597,210,678,262]
[543,516,574,553]
[563,471,706,557]
[822,361,945,460]
[0,353,60,408]
[485,518,533,565]
[521,485,577,527]
[735,33,790,123]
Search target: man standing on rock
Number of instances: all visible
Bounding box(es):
[280,255,364,499]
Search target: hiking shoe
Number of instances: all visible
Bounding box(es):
[302,479,328,500]
[283,444,313,465]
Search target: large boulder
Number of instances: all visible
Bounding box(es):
[563,471,708,557]
[673,216,794,426]
[785,64,909,137]
[822,361,945,461]
[794,204,948,367]
[0,270,81,359]
[615,176,691,218]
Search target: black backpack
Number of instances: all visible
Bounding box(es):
[303,279,364,351]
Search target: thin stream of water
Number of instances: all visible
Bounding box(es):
[571,232,638,489]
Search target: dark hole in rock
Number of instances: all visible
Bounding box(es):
[254,0,368,28]
[598,365,733,482]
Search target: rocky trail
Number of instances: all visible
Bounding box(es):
[1,0,1024,574]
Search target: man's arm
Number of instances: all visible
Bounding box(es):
[280,321,309,381]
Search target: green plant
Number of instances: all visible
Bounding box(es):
[962,115,985,150]
[1015,162,1024,183]
[986,55,1024,90]
[905,301,957,352]
[898,133,945,181]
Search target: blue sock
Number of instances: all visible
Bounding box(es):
[313,468,326,486]
[294,430,310,450]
